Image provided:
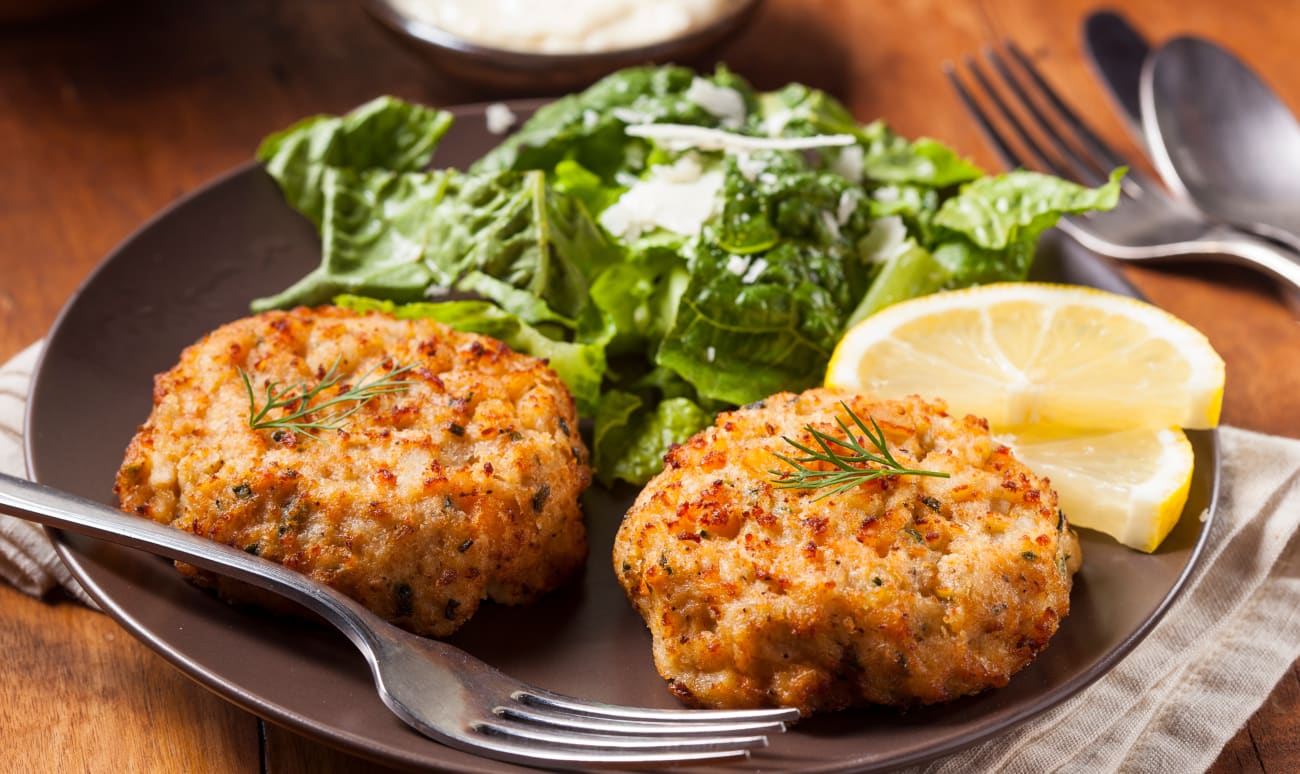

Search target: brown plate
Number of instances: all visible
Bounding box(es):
[25,101,1218,773]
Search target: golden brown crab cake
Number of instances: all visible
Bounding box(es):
[115,305,589,637]
[613,388,1079,715]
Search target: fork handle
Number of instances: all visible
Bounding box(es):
[1065,221,1300,294]
[1192,227,1300,293]
[0,471,388,654]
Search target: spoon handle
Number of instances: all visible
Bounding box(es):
[1202,228,1300,294]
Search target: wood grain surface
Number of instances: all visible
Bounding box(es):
[1,1,1296,771]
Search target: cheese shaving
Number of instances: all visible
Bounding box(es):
[625,123,856,153]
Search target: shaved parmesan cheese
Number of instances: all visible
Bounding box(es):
[828,144,864,183]
[485,102,517,134]
[656,152,705,182]
[763,110,793,137]
[599,156,724,239]
[626,123,856,153]
[685,77,747,129]
[859,216,910,264]
[820,210,842,241]
[836,191,856,225]
[874,185,900,202]
[612,107,655,125]
[726,254,751,276]
[734,152,766,181]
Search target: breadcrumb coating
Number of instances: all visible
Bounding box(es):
[614,389,1079,714]
[116,306,590,637]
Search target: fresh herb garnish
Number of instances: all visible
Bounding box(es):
[241,357,417,440]
[768,401,949,499]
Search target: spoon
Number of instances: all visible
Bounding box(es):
[1142,36,1300,255]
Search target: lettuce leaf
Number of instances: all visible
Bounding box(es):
[471,65,758,181]
[933,168,1124,250]
[928,169,1124,286]
[858,121,985,188]
[252,167,450,311]
[847,241,949,325]
[656,241,844,405]
[654,153,874,405]
[258,96,452,226]
[592,391,712,486]
[584,252,688,356]
[253,168,619,324]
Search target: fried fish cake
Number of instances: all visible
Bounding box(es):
[613,389,1080,714]
[115,306,589,637]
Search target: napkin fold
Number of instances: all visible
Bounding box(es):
[0,342,93,605]
[2,341,1298,772]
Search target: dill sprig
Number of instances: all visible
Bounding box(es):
[240,357,418,440]
[768,401,949,499]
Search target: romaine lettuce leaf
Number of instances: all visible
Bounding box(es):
[926,168,1124,287]
[252,166,450,311]
[258,96,452,226]
[471,65,758,181]
[584,253,688,355]
[933,168,1124,250]
[758,83,860,137]
[253,168,620,326]
[851,169,1125,317]
[655,241,852,406]
[552,159,624,217]
[655,152,876,405]
[592,391,712,486]
[847,241,949,325]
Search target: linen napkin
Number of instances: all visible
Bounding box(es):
[0,342,93,604]
[2,342,1298,772]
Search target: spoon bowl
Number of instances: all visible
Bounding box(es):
[1142,36,1300,253]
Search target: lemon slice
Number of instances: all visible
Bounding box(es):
[998,424,1195,552]
[825,283,1225,430]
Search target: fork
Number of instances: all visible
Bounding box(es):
[944,42,1300,293]
[0,472,799,768]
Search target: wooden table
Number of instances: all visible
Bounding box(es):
[1,1,1296,771]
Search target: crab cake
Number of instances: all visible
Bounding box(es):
[613,388,1079,715]
[115,306,589,637]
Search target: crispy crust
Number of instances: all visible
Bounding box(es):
[613,389,1079,714]
[115,306,590,637]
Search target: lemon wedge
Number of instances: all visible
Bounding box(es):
[998,424,1195,552]
[825,283,1224,430]
[825,282,1223,552]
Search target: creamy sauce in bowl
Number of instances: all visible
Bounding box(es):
[387,0,743,54]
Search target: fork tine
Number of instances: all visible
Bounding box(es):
[983,47,1111,187]
[497,704,789,736]
[944,57,1115,252]
[1003,44,1137,174]
[943,61,1035,172]
[477,719,770,752]
[964,55,1083,181]
[1002,42,1159,197]
[516,687,802,723]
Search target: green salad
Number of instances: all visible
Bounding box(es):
[252,65,1120,486]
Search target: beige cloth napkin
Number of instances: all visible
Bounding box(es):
[2,341,1298,772]
[0,342,93,604]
